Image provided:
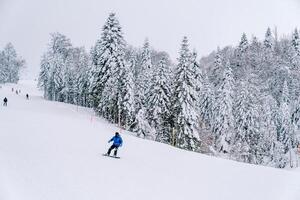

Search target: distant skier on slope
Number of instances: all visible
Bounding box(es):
[105,132,123,157]
[26,94,29,100]
[3,97,8,106]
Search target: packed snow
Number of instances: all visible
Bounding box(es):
[1,80,300,200]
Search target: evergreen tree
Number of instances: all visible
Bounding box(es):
[211,47,223,87]
[260,95,278,166]
[237,33,249,55]
[274,80,299,167]
[291,28,300,56]
[264,27,274,50]
[290,28,300,69]
[234,33,249,80]
[38,54,51,98]
[38,33,73,101]
[172,36,199,151]
[278,81,295,150]
[233,80,261,164]
[248,36,263,71]
[119,57,135,128]
[0,51,5,83]
[212,61,235,154]
[0,43,25,83]
[90,13,126,112]
[90,13,127,124]
[147,57,172,142]
[292,96,300,130]
[136,38,153,109]
[130,107,154,139]
[199,74,214,129]
[73,47,90,106]
[191,50,203,92]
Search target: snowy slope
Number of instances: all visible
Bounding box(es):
[1,80,300,200]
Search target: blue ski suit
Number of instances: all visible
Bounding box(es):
[109,135,123,147]
[107,134,123,156]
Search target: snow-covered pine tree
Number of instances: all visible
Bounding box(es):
[191,50,203,92]
[129,107,155,139]
[136,38,153,109]
[0,43,25,83]
[292,96,300,130]
[291,28,300,56]
[76,48,91,107]
[260,95,279,166]
[248,36,263,71]
[262,27,275,67]
[172,36,199,151]
[212,61,235,154]
[237,33,249,55]
[38,54,51,98]
[52,54,66,102]
[89,13,127,123]
[38,33,73,101]
[147,57,172,143]
[119,56,135,128]
[62,54,76,104]
[198,73,214,129]
[191,50,204,119]
[1,44,16,83]
[264,27,274,50]
[276,80,295,167]
[211,47,223,87]
[0,50,5,83]
[233,79,262,164]
[290,28,300,69]
[90,13,126,114]
[233,33,249,80]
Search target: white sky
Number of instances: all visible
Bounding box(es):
[0,0,300,78]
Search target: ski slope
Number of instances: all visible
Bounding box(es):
[1,80,300,200]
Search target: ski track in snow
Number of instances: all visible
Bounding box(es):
[1,80,300,200]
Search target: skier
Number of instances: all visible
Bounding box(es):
[3,97,8,106]
[16,90,18,95]
[105,132,123,157]
[26,94,29,100]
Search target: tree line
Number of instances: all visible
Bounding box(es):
[38,13,300,168]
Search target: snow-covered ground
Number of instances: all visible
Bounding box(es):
[1,80,300,200]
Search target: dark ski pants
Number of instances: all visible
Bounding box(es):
[3,102,7,106]
[107,144,119,156]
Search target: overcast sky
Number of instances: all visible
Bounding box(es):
[0,0,300,78]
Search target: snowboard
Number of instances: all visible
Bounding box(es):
[102,154,121,159]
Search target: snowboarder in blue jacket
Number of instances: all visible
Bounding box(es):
[106,132,123,157]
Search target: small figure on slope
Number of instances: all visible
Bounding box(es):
[3,97,8,106]
[105,132,123,157]
[26,94,29,100]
